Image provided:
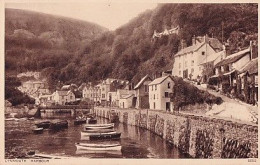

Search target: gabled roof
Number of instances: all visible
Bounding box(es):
[175,42,205,56]
[200,50,226,65]
[239,58,258,75]
[215,47,250,67]
[149,75,174,86]
[61,85,70,90]
[56,90,70,96]
[134,75,152,90]
[121,94,134,99]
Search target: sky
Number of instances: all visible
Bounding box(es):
[5,2,158,30]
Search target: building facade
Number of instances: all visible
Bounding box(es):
[134,75,152,109]
[52,90,76,105]
[172,35,222,81]
[148,75,175,112]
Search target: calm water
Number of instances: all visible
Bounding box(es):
[5,113,186,159]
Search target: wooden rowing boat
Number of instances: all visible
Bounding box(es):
[32,128,44,134]
[49,120,68,130]
[74,118,86,125]
[75,142,122,151]
[84,123,114,130]
[81,131,121,140]
[35,121,51,129]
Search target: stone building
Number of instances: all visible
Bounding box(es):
[52,90,76,105]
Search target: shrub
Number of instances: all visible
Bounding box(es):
[171,77,223,110]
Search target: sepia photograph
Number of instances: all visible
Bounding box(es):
[2,0,258,163]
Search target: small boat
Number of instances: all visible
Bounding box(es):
[81,131,121,140]
[74,118,86,125]
[84,123,114,130]
[75,142,122,151]
[86,118,97,124]
[49,120,68,130]
[32,128,44,134]
[35,121,51,129]
[5,118,20,121]
[27,151,70,159]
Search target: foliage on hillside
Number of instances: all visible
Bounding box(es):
[5,77,35,106]
[171,77,223,110]
[5,4,258,87]
[5,8,108,74]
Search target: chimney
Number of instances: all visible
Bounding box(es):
[192,35,196,45]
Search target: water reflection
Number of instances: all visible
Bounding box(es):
[5,116,186,159]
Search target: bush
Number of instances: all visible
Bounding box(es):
[171,77,223,110]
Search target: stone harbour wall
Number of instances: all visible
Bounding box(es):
[92,107,258,158]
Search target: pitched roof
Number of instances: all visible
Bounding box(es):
[175,42,205,56]
[215,47,250,67]
[239,58,258,75]
[61,85,70,90]
[149,75,173,86]
[56,90,69,96]
[134,75,152,90]
[121,94,134,99]
[200,50,225,65]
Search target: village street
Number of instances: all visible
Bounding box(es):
[184,80,258,125]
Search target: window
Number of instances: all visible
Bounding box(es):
[70,95,73,99]
[202,51,205,55]
[191,60,194,66]
[155,85,157,90]
[179,63,181,69]
[154,94,155,99]
[168,82,170,89]
[102,88,105,91]
[154,102,156,109]
[102,94,105,98]
[165,92,169,98]
[179,71,181,75]
[152,85,153,91]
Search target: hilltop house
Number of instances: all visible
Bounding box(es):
[211,46,252,92]
[134,75,152,109]
[172,35,222,81]
[148,75,175,112]
[52,90,76,105]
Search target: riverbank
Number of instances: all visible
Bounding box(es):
[93,107,258,158]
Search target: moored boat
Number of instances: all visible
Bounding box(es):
[86,118,97,124]
[84,123,114,130]
[49,120,68,130]
[75,142,122,151]
[32,128,44,134]
[81,131,121,140]
[74,118,86,125]
[35,121,51,129]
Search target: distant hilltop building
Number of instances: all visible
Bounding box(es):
[152,26,180,39]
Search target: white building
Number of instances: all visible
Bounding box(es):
[172,35,222,81]
[52,90,76,105]
[148,75,175,112]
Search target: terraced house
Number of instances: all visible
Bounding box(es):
[172,35,223,81]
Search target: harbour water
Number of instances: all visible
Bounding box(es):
[5,113,187,159]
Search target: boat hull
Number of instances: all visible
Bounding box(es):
[35,121,51,129]
[49,120,68,130]
[81,132,121,140]
[75,143,122,151]
[74,119,86,125]
[84,123,114,130]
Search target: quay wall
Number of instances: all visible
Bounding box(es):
[93,107,258,158]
